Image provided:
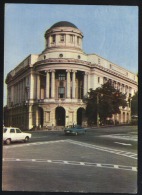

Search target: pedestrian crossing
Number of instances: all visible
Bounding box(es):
[2,158,137,172]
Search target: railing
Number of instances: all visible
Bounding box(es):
[36,98,84,104]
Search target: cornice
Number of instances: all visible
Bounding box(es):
[34,58,91,67]
[92,64,137,85]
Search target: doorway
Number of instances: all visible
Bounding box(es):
[55,107,65,126]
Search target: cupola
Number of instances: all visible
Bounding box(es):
[44,21,83,51]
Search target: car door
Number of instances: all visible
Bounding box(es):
[16,129,23,140]
[9,128,16,141]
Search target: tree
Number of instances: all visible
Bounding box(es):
[84,81,128,125]
[131,91,138,116]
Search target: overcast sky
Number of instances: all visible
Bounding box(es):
[4,4,138,105]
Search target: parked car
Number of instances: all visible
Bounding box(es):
[64,125,86,135]
[3,127,32,145]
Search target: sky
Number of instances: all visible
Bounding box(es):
[4,4,138,105]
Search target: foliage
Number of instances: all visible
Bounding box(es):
[84,81,128,125]
[131,91,138,116]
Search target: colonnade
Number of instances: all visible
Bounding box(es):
[105,78,134,97]
[36,69,91,100]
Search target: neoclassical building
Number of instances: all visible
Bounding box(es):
[4,21,138,130]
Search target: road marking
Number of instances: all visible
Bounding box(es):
[114,142,132,146]
[3,158,137,172]
[101,134,137,141]
[97,163,102,167]
[3,140,66,148]
[3,139,137,159]
[66,139,137,159]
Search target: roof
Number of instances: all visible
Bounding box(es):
[50,21,78,29]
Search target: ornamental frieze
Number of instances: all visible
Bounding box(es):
[34,58,91,66]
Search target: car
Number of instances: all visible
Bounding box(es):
[3,127,32,145]
[64,125,86,135]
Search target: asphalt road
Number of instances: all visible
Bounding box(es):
[2,125,137,193]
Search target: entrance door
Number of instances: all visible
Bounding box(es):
[77,108,85,125]
[38,107,44,127]
[55,107,65,126]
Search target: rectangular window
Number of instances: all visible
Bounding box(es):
[77,37,80,45]
[98,58,100,64]
[58,87,65,98]
[51,35,55,43]
[98,77,100,83]
[70,35,73,43]
[58,73,66,80]
[60,34,64,42]
[10,129,15,133]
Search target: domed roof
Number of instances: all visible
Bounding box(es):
[50,21,78,29]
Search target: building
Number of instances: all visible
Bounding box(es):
[4,21,138,130]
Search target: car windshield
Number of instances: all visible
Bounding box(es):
[3,128,7,133]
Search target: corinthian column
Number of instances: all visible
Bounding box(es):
[37,74,40,99]
[72,70,76,98]
[51,70,55,98]
[87,73,90,91]
[46,71,50,98]
[83,72,88,96]
[66,70,71,98]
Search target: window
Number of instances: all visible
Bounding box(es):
[51,35,55,43]
[78,55,81,59]
[10,129,15,133]
[59,54,63,58]
[98,58,100,64]
[3,128,7,133]
[70,35,73,43]
[60,34,65,42]
[58,87,65,98]
[16,129,21,133]
[77,37,80,45]
[58,73,66,80]
[98,77,100,83]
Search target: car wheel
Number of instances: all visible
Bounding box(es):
[24,136,29,142]
[5,139,11,145]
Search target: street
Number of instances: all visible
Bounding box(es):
[2,126,137,193]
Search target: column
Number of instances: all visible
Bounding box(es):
[28,105,33,129]
[46,71,50,98]
[37,74,40,99]
[29,74,34,100]
[87,73,90,91]
[72,70,76,98]
[17,83,19,103]
[11,86,14,103]
[66,70,71,98]
[83,72,88,96]
[51,70,55,98]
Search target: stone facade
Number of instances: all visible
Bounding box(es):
[4,21,138,130]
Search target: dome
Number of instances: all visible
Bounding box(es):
[50,21,78,29]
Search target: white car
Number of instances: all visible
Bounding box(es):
[3,127,32,145]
